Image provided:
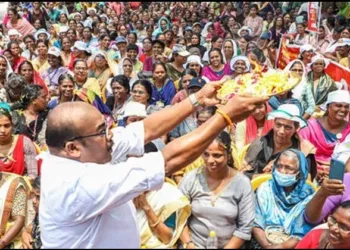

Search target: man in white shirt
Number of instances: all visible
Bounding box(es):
[39,80,268,248]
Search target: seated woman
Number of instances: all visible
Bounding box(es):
[296,201,350,249]
[72,59,101,97]
[4,73,26,106]
[31,39,50,77]
[17,61,48,93]
[0,171,29,248]
[306,55,337,114]
[48,73,75,110]
[268,90,304,117]
[184,55,203,79]
[88,51,113,93]
[202,49,232,82]
[298,45,315,70]
[299,90,350,184]
[21,177,41,249]
[252,149,315,249]
[0,103,38,178]
[172,106,217,184]
[229,56,251,80]
[165,44,190,84]
[284,59,316,120]
[12,85,49,150]
[132,130,190,249]
[179,131,255,249]
[241,104,317,181]
[235,103,274,150]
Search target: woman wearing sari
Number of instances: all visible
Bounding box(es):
[0,55,13,92]
[171,69,197,105]
[60,37,73,68]
[6,42,26,72]
[17,61,48,94]
[306,55,337,112]
[0,171,29,249]
[186,33,207,58]
[222,39,238,64]
[72,59,101,97]
[251,149,315,249]
[31,40,50,77]
[165,44,190,88]
[235,103,274,150]
[313,25,333,55]
[284,59,316,120]
[12,85,49,150]
[299,90,350,185]
[88,51,113,93]
[298,45,316,69]
[229,55,251,80]
[48,73,75,110]
[202,49,232,82]
[152,17,171,39]
[6,7,36,37]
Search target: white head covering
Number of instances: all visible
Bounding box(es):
[47,46,61,57]
[284,59,307,83]
[8,29,21,37]
[238,26,253,37]
[325,38,350,53]
[71,41,90,53]
[222,39,238,64]
[100,14,109,23]
[267,104,307,128]
[58,26,69,34]
[321,90,350,111]
[184,55,203,69]
[83,19,93,29]
[123,101,147,119]
[201,22,213,38]
[34,29,51,41]
[230,56,251,72]
[0,55,13,80]
[308,55,330,68]
[284,59,307,100]
[87,8,97,14]
[118,57,135,75]
[298,44,316,58]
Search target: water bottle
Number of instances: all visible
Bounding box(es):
[206,230,218,249]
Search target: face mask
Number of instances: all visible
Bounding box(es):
[273,169,299,187]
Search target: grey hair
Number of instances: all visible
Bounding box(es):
[5,73,27,89]
[280,149,300,170]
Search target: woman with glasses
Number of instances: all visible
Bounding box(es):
[88,51,113,93]
[72,60,101,97]
[131,79,159,115]
[296,200,350,249]
[251,149,315,249]
[139,38,153,64]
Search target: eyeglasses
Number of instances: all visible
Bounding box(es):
[275,164,299,174]
[328,216,350,233]
[64,119,108,144]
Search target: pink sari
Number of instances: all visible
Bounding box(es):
[202,63,232,81]
[6,18,36,37]
[299,118,350,173]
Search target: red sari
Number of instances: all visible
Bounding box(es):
[295,229,324,249]
[0,135,25,176]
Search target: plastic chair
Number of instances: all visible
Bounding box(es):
[251,174,317,192]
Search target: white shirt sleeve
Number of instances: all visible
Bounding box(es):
[67,152,165,223]
[111,121,145,164]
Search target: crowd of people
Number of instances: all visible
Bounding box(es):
[0,1,348,249]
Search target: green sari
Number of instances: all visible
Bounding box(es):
[307,72,337,106]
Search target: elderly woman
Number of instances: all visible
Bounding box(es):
[131,79,159,115]
[252,149,315,249]
[284,59,316,120]
[105,75,131,126]
[72,59,101,97]
[12,85,49,149]
[179,131,255,249]
[298,45,316,69]
[41,46,69,97]
[222,39,238,63]
[185,55,203,78]
[296,201,350,249]
[0,55,13,97]
[229,56,251,79]
[48,73,75,110]
[299,90,350,184]
[241,104,317,181]
[0,171,29,248]
[88,51,113,92]
[0,103,38,178]
[4,73,26,105]
[306,56,337,110]
[235,103,274,150]
[202,49,232,82]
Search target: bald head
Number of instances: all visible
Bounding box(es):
[46,102,101,149]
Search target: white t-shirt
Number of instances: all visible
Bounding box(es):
[39,121,166,248]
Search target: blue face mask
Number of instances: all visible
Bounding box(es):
[273,169,299,187]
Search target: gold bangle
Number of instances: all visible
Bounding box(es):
[216,109,233,132]
[149,218,161,228]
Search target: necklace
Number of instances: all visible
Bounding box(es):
[25,114,39,140]
[207,168,232,207]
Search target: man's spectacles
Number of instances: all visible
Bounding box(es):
[64,119,108,144]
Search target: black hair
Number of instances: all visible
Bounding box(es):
[208,48,224,65]
[128,32,138,43]
[250,4,259,11]
[197,106,217,118]
[152,61,167,74]
[132,80,153,103]
[191,33,202,45]
[142,37,152,44]
[211,35,222,44]
[127,43,138,52]
[334,200,350,213]
[213,131,234,168]
[36,39,49,48]
[110,31,118,41]
[23,34,35,43]
[32,176,41,189]
[336,15,347,27]
[83,26,92,33]
[7,7,21,19]
[249,48,266,64]
[7,41,20,51]
[110,75,130,94]
[12,84,43,110]
[73,59,87,69]
[179,68,197,90]
[58,73,75,86]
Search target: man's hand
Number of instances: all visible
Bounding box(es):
[195,79,226,107]
[21,231,33,249]
[319,178,345,197]
[222,94,269,123]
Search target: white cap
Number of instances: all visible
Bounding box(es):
[185,55,203,68]
[326,38,350,53]
[238,26,253,37]
[123,102,147,118]
[87,7,97,14]
[71,41,90,53]
[58,26,69,34]
[8,29,21,36]
[34,28,51,41]
[321,90,350,111]
[308,55,330,68]
[173,44,191,57]
[48,46,61,57]
[267,104,307,128]
[299,44,316,56]
[230,56,251,72]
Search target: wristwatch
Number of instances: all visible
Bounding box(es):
[189,94,200,107]
[183,240,194,249]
